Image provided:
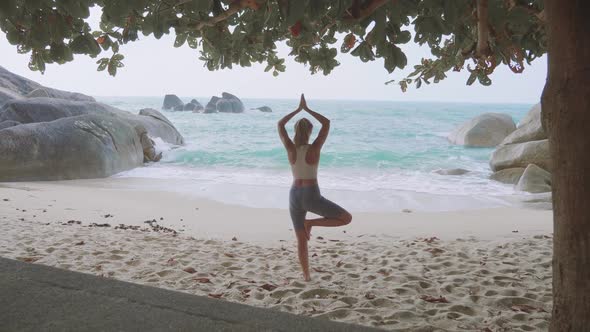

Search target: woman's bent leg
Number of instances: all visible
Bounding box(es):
[304,193,352,233]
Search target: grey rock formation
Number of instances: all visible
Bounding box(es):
[0,87,23,107]
[216,99,233,113]
[189,99,204,110]
[518,103,542,128]
[0,120,21,130]
[434,168,470,176]
[220,92,244,113]
[0,115,143,181]
[448,113,516,147]
[0,65,95,106]
[489,167,526,184]
[0,67,184,181]
[501,103,546,145]
[162,94,183,110]
[254,106,272,113]
[136,125,162,163]
[133,108,184,145]
[516,164,552,193]
[490,139,551,172]
[25,88,95,102]
[204,96,220,113]
[0,99,184,146]
[202,93,244,113]
[183,102,202,111]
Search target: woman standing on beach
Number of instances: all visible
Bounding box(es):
[277,94,352,281]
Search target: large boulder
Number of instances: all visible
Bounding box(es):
[220,92,244,113]
[0,99,184,146]
[162,94,183,110]
[0,87,23,107]
[490,139,551,172]
[183,102,201,111]
[0,65,95,106]
[501,103,546,145]
[216,99,233,113]
[516,164,552,193]
[518,103,542,127]
[0,98,116,123]
[204,96,220,113]
[448,113,516,147]
[0,114,143,181]
[202,93,244,113]
[25,87,95,102]
[489,167,526,184]
[133,108,184,145]
[0,120,21,130]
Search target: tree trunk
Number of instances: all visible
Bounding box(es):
[542,1,590,331]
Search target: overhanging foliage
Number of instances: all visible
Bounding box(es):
[0,0,546,90]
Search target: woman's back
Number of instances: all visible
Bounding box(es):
[291,145,318,180]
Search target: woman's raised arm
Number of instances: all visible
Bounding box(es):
[277,107,301,150]
[300,95,330,149]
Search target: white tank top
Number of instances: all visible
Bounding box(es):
[291,145,318,180]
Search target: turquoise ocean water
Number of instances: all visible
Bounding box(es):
[98,96,532,211]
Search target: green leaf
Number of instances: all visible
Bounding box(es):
[174,33,188,48]
[466,71,477,86]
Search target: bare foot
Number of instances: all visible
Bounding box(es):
[303,274,311,282]
[304,220,312,241]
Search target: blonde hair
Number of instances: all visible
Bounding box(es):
[294,118,313,147]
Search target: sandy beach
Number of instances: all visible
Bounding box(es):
[0,178,553,331]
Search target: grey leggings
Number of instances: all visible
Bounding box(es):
[289,184,346,231]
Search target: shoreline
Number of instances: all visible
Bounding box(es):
[0,177,552,243]
[0,178,553,330]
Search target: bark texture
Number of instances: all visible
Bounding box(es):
[542,1,590,331]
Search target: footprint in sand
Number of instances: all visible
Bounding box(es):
[299,288,339,299]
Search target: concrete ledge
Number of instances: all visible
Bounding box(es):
[0,257,379,332]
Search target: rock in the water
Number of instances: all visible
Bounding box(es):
[173,104,184,111]
[490,139,551,172]
[448,113,516,147]
[0,114,143,181]
[220,92,244,113]
[216,99,233,113]
[185,99,203,111]
[434,168,470,176]
[183,103,197,111]
[162,94,183,110]
[516,164,552,193]
[254,106,272,113]
[204,96,220,113]
[501,103,546,145]
[489,167,526,184]
[136,125,162,162]
[132,108,184,145]
[0,120,21,130]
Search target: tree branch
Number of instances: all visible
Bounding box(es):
[506,0,546,23]
[476,0,490,57]
[343,0,391,23]
[189,0,264,31]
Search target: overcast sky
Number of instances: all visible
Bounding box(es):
[0,9,547,103]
